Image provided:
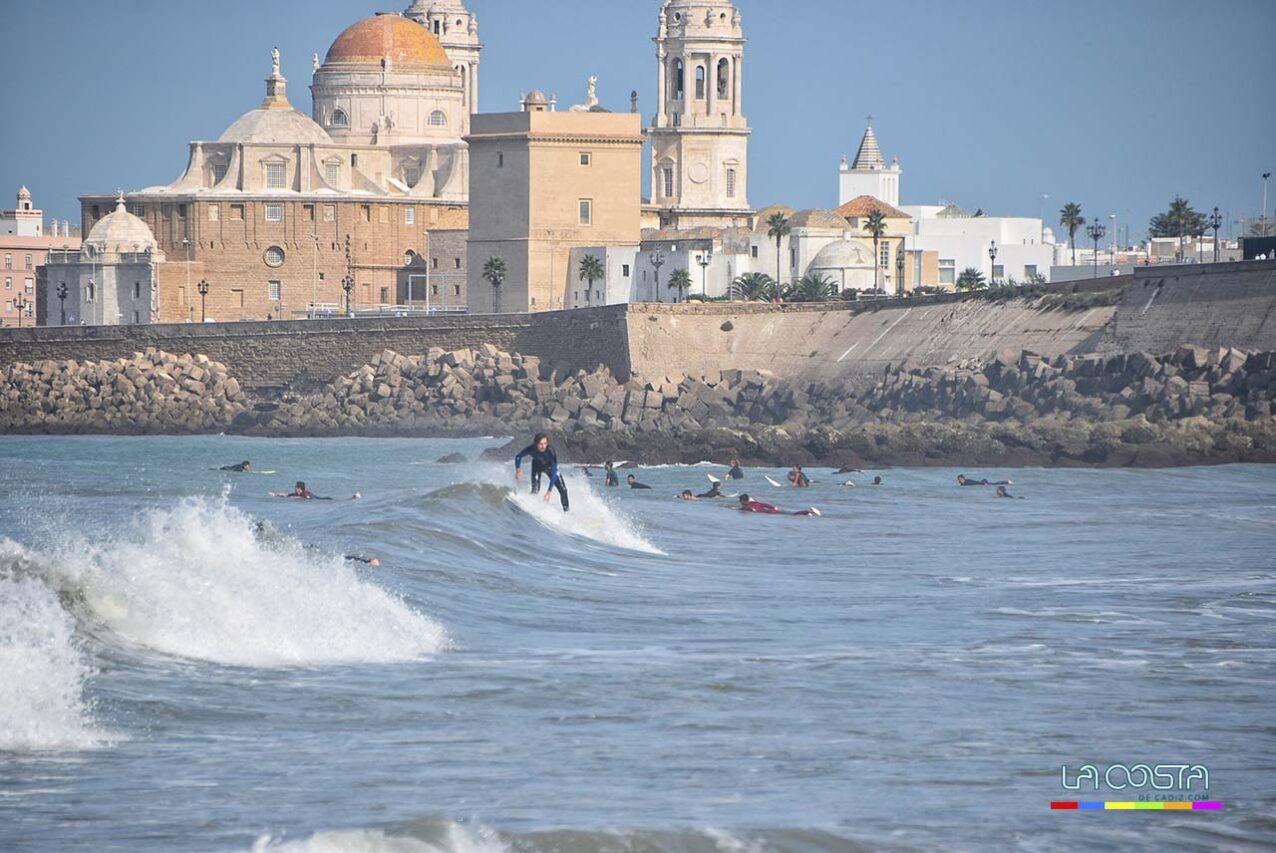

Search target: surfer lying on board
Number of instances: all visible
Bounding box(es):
[698,481,724,499]
[514,433,570,512]
[627,474,653,490]
[994,486,1023,499]
[269,481,362,501]
[676,490,699,501]
[957,474,1013,487]
[220,460,252,472]
[736,494,821,517]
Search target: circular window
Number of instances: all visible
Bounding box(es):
[264,246,285,267]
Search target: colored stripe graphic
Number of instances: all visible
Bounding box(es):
[1051,801,1222,810]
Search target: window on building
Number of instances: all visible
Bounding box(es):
[992,264,1004,281]
[404,165,421,187]
[404,251,416,266]
[132,311,140,324]
[86,282,95,302]
[431,257,439,270]
[24,254,32,270]
[695,66,706,99]
[209,204,220,222]
[454,258,461,269]
[212,164,228,184]
[579,199,593,226]
[268,280,281,301]
[1024,264,1038,279]
[790,248,796,268]
[726,168,736,198]
[230,204,245,221]
[497,152,504,168]
[265,162,287,189]
[403,207,416,226]
[431,283,439,296]
[24,279,33,293]
[324,162,341,186]
[717,58,730,99]
[428,110,447,127]
[380,287,389,304]
[331,108,349,128]
[264,246,285,267]
[751,245,759,259]
[580,152,592,167]
[133,282,141,299]
[360,205,371,223]
[162,205,171,220]
[673,59,684,98]
[939,259,956,286]
[453,284,461,296]
[177,205,187,220]
[662,167,674,198]
[3,254,10,270]
[880,242,890,269]
[303,204,315,222]
[264,203,283,222]
[622,264,631,278]
[323,205,336,222]
[3,278,10,289]
[130,204,145,217]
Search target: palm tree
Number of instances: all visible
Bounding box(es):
[956,267,987,291]
[785,271,838,303]
[862,209,888,291]
[667,268,693,303]
[578,254,604,306]
[482,256,506,313]
[1059,202,1085,266]
[766,211,791,291]
[1149,196,1205,262]
[729,272,776,302]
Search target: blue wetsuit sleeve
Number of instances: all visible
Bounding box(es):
[514,445,532,470]
[547,449,559,486]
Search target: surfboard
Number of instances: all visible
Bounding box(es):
[706,473,721,484]
[764,475,784,488]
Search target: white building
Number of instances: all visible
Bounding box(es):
[903,204,1056,286]
[838,124,901,208]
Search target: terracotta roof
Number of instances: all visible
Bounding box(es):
[326,13,451,68]
[835,195,910,220]
[789,209,849,230]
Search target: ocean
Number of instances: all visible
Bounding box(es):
[1,436,1273,852]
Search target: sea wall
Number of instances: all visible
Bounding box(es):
[0,308,632,390]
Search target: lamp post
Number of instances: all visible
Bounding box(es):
[13,294,27,328]
[56,282,68,326]
[196,279,210,322]
[341,274,354,317]
[1262,173,1271,237]
[1207,207,1223,263]
[988,241,998,285]
[1086,219,1106,278]
[697,246,712,298]
[895,242,905,295]
[650,249,666,303]
[1109,213,1117,265]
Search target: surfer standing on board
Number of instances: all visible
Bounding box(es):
[515,433,570,512]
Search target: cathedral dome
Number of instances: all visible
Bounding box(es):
[218,108,332,145]
[325,13,451,68]
[811,238,875,271]
[86,195,158,254]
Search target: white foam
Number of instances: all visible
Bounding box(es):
[252,823,510,853]
[39,498,448,668]
[0,572,105,752]
[506,474,663,555]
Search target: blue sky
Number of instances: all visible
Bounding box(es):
[1,0,1272,241]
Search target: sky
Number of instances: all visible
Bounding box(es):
[1,0,1273,242]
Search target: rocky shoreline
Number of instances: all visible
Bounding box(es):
[1,344,1273,468]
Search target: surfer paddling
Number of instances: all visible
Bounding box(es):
[514,433,570,512]
[220,460,252,472]
[269,481,361,501]
[957,474,1013,487]
[736,494,821,517]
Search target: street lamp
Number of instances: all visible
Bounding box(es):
[895,242,905,295]
[56,282,68,326]
[1086,219,1106,278]
[649,250,666,303]
[697,246,712,298]
[13,294,27,328]
[1109,213,1117,265]
[196,279,210,322]
[988,241,998,285]
[1263,173,1271,237]
[341,274,355,317]
[1207,207,1223,263]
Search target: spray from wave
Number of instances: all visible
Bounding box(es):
[15,497,448,668]
[0,570,106,752]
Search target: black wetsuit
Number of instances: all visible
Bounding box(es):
[221,463,250,472]
[726,466,744,480]
[515,444,569,511]
[629,481,652,490]
[698,485,724,499]
[605,470,619,487]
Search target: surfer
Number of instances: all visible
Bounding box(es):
[676,490,699,501]
[626,474,653,490]
[957,474,1013,487]
[220,460,252,472]
[726,459,745,480]
[345,555,382,566]
[697,481,724,499]
[736,494,821,517]
[270,481,328,500]
[836,464,864,474]
[994,486,1021,499]
[872,476,883,486]
[514,433,570,512]
[788,465,811,488]
[604,461,620,488]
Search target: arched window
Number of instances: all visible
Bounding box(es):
[404,250,416,266]
[672,59,684,99]
[717,58,730,99]
[428,110,447,127]
[695,66,706,99]
[331,108,349,128]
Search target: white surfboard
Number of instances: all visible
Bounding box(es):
[764,475,784,488]
[707,473,721,484]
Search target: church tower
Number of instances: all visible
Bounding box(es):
[839,122,902,207]
[649,0,751,229]
[403,0,482,114]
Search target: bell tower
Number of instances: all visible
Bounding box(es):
[649,0,751,228]
[404,0,482,113]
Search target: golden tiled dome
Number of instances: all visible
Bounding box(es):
[325,13,451,68]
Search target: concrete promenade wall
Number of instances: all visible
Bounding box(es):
[0,308,632,390]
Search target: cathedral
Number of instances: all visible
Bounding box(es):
[73,3,481,325]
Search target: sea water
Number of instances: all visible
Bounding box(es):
[0,436,1273,852]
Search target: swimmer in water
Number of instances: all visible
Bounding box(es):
[788,465,811,488]
[514,432,570,512]
[957,474,1013,487]
[872,476,883,486]
[270,481,327,500]
[726,459,745,480]
[220,460,252,472]
[604,461,620,488]
[994,486,1021,499]
[675,489,699,501]
[736,494,821,517]
[627,474,652,490]
[697,481,724,499]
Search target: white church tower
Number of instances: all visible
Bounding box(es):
[839,122,901,207]
[403,0,482,113]
[649,0,751,229]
